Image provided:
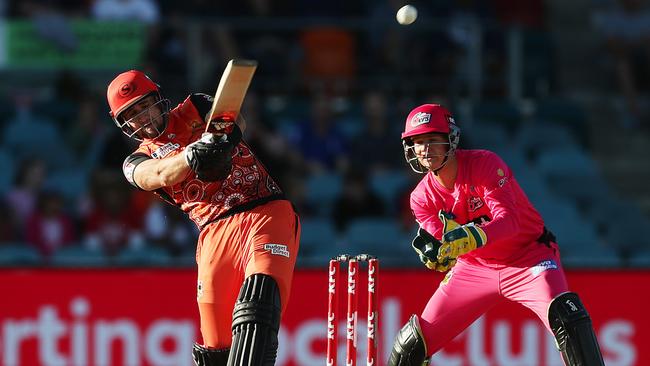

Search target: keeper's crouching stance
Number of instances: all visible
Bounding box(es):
[388,291,604,366]
[387,104,604,366]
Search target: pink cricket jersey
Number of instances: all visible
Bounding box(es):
[410,149,546,263]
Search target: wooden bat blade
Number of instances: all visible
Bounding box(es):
[205,59,257,133]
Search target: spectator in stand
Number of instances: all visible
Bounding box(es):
[8,1,85,51]
[5,158,47,237]
[331,168,385,233]
[244,93,306,188]
[593,0,650,128]
[82,170,144,256]
[286,93,349,173]
[298,27,357,92]
[144,201,196,257]
[280,172,317,218]
[91,0,160,24]
[144,21,188,84]
[64,96,110,171]
[351,91,403,172]
[25,190,76,258]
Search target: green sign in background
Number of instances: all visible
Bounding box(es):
[5,20,145,69]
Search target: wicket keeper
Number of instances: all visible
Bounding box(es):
[388,104,604,366]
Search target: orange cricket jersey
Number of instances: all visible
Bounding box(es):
[126,94,283,229]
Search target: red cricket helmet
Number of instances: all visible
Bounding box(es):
[107,70,159,119]
[107,70,169,140]
[401,104,461,174]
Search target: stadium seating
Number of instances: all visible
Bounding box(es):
[298,217,340,263]
[369,169,410,214]
[535,147,611,205]
[305,172,342,216]
[471,100,522,132]
[115,245,173,266]
[51,245,110,267]
[0,243,42,266]
[44,170,88,202]
[2,117,75,171]
[343,218,415,265]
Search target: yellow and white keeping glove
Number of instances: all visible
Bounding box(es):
[411,227,456,272]
[437,210,487,262]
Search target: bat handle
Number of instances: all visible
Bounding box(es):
[200,132,226,144]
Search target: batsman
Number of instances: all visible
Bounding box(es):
[388,104,604,366]
[106,69,300,365]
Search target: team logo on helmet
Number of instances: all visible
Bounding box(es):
[410,112,431,127]
[119,82,136,97]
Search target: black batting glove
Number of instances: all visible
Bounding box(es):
[184,132,235,182]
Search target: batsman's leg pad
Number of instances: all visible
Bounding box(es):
[192,343,230,366]
[548,292,605,366]
[227,274,281,366]
[387,314,430,366]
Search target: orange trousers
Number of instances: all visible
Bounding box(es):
[195,199,300,348]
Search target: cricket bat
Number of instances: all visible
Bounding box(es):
[205,59,258,134]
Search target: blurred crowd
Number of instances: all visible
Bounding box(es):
[1,0,649,266]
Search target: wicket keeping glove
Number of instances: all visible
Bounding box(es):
[184,132,235,182]
[438,210,487,261]
[411,227,455,272]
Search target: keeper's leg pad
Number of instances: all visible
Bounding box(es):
[548,292,605,366]
[227,274,282,366]
[387,314,429,366]
[192,343,230,366]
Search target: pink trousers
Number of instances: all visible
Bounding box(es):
[420,242,568,356]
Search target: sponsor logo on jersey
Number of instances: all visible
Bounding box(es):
[152,142,180,159]
[264,243,290,258]
[531,259,558,277]
[410,112,431,127]
[468,196,484,212]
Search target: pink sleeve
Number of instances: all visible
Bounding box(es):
[475,154,520,243]
[410,190,444,240]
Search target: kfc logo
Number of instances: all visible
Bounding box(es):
[410,112,431,127]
